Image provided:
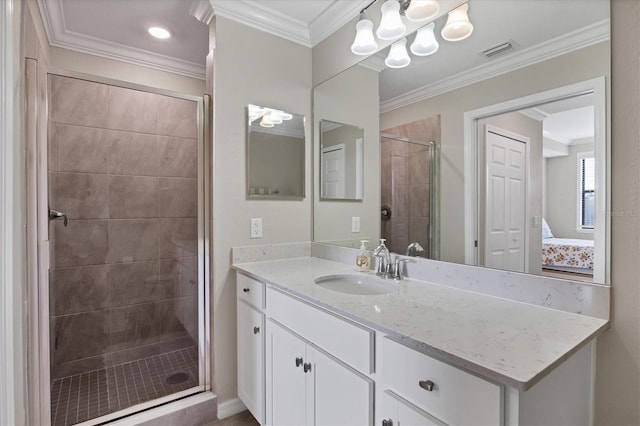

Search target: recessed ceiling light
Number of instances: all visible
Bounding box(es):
[148,27,171,39]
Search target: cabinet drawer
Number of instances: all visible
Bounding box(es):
[237,273,264,309]
[381,337,502,426]
[266,286,374,375]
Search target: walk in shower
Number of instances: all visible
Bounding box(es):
[380,116,440,259]
[42,71,208,425]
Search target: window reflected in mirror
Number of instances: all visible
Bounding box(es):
[319,120,364,201]
[247,104,305,200]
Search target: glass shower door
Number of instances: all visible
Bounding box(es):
[46,73,206,426]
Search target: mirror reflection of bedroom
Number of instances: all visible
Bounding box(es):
[540,95,597,282]
[478,90,602,284]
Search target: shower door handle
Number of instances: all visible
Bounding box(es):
[49,209,68,227]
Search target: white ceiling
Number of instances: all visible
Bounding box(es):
[37,0,610,107]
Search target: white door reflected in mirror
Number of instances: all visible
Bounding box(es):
[319,120,364,201]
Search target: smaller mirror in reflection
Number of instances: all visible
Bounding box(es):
[247,104,305,199]
[320,120,364,200]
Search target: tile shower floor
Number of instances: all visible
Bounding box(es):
[50,346,198,426]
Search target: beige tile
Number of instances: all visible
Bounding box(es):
[391,155,408,186]
[50,265,110,315]
[52,310,110,364]
[107,130,158,176]
[53,220,109,267]
[159,257,198,297]
[49,75,109,128]
[107,85,157,134]
[391,139,409,156]
[158,218,198,258]
[408,151,430,185]
[158,136,198,178]
[109,176,158,219]
[157,96,197,138]
[409,217,430,254]
[50,172,109,219]
[108,261,166,307]
[409,184,430,218]
[158,177,197,218]
[109,300,188,352]
[53,124,109,173]
[107,219,159,263]
[392,185,409,218]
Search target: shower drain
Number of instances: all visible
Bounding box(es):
[166,372,189,384]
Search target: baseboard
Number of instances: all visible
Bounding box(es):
[217,397,247,419]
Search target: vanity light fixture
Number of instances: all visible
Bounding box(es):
[148,26,171,39]
[385,38,411,68]
[260,114,275,128]
[410,22,439,56]
[405,0,440,22]
[351,12,378,55]
[377,0,406,40]
[441,3,473,41]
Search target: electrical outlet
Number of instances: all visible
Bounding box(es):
[250,218,262,239]
[351,216,360,233]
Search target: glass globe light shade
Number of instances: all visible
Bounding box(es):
[376,0,406,40]
[441,3,473,41]
[351,16,378,55]
[410,23,439,56]
[385,38,411,69]
[405,0,440,22]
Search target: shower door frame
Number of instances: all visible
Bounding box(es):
[26,63,212,426]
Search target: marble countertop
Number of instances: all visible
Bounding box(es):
[233,257,609,391]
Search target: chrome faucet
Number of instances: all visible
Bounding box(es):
[406,242,425,257]
[372,239,391,277]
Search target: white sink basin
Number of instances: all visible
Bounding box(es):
[315,274,399,296]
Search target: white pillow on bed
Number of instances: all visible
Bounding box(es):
[542,218,554,239]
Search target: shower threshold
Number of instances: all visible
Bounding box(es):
[51,346,198,426]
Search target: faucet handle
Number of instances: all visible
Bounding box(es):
[392,256,410,280]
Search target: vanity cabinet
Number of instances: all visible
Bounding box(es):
[379,337,502,425]
[379,390,445,426]
[267,320,373,425]
[236,274,265,424]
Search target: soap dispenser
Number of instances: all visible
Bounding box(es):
[355,240,371,272]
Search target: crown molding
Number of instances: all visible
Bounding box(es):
[211,0,311,47]
[359,54,387,73]
[381,19,610,113]
[210,0,369,48]
[309,0,371,46]
[38,0,206,80]
[519,107,550,121]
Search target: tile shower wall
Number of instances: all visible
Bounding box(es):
[381,116,440,256]
[48,75,199,378]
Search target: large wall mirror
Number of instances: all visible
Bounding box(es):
[313,0,611,285]
[247,104,305,200]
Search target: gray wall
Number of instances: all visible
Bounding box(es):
[314,65,380,244]
[595,0,640,423]
[545,143,595,240]
[48,75,199,378]
[210,16,313,402]
[380,41,610,265]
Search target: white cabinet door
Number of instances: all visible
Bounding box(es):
[310,346,373,426]
[379,391,444,426]
[267,321,307,426]
[237,300,264,424]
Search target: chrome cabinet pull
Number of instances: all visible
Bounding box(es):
[295,357,303,367]
[303,362,312,373]
[48,209,68,227]
[419,379,435,391]
[382,419,393,426]
[243,288,250,293]
[253,326,260,334]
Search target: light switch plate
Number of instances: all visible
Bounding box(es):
[351,216,360,233]
[250,218,262,239]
